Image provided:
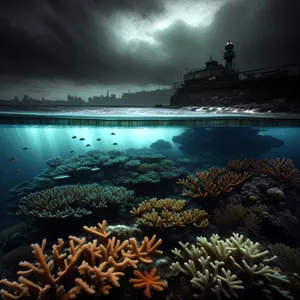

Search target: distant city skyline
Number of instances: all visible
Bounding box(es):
[0,82,171,102]
[0,87,174,106]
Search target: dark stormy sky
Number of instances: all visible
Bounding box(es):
[0,0,299,100]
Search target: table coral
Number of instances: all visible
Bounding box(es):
[18,184,135,219]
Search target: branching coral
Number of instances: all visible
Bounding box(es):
[178,157,300,199]
[170,233,293,299]
[177,168,250,198]
[0,220,163,300]
[130,198,209,228]
[228,158,300,188]
[213,204,267,236]
[18,184,135,219]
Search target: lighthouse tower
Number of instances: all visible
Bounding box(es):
[223,39,235,73]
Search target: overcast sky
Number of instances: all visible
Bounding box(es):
[0,0,299,100]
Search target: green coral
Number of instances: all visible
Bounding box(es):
[18,184,135,219]
[171,233,292,300]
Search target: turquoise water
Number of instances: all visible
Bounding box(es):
[0,111,300,300]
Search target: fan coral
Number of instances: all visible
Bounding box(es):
[129,268,166,298]
[170,233,292,299]
[18,184,135,219]
[213,204,267,237]
[130,198,209,228]
[269,243,300,274]
[0,221,163,299]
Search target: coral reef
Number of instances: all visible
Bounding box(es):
[18,184,135,219]
[177,158,300,199]
[228,158,300,188]
[177,167,250,198]
[0,221,163,299]
[170,233,292,299]
[130,198,209,228]
[129,268,166,298]
[213,203,268,236]
[269,243,300,274]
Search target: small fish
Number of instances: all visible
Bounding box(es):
[70,150,74,153]
[79,138,85,141]
[96,138,101,141]
[53,175,70,180]
[22,147,28,150]
[90,167,100,171]
[111,133,116,135]
[86,144,91,147]
[112,143,118,145]
[8,157,16,162]
[16,169,21,172]
[72,136,77,139]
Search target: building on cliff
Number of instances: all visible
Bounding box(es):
[170,40,299,107]
[173,40,239,90]
[173,40,299,90]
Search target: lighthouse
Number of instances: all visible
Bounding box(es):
[223,39,235,73]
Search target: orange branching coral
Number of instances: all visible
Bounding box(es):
[130,198,209,228]
[177,168,250,198]
[129,268,166,298]
[263,158,300,187]
[123,235,163,264]
[227,158,264,175]
[178,157,300,199]
[227,158,300,188]
[176,176,208,198]
[262,158,295,179]
[0,220,163,300]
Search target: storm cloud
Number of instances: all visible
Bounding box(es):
[0,0,299,96]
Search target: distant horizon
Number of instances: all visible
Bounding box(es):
[1,0,299,105]
[0,86,173,102]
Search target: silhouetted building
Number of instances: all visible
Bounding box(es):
[67,95,84,105]
[174,40,239,89]
[173,40,299,90]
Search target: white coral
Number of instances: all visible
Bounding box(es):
[171,233,293,299]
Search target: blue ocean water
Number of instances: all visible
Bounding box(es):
[1,125,299,200]
[0,109,300,300]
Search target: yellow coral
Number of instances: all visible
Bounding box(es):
[130,198,208,228]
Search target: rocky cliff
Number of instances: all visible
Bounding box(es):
[170,75,300,112]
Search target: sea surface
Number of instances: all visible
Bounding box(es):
[0,107,300,300]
